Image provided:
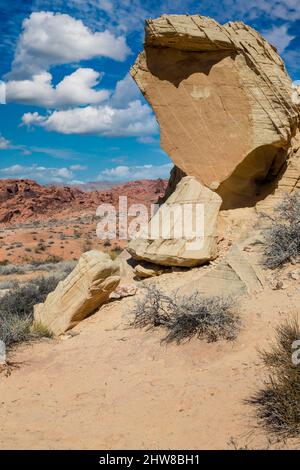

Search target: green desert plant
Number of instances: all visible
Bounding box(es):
[249,319,300,437]
[262,191,300,269]
[131,284,239,344]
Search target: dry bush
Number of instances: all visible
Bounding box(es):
[0,258,76,349]
[0,272,73,348]
[131,284,239,344]
[262,191,300,269]
[0,315,34,348]
[110,247,122,260]
[0,259,76,276]
[249,319,300,437]
[0,280,19,290]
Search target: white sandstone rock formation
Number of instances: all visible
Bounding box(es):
[128,176,222,267]
[34,251,120,336]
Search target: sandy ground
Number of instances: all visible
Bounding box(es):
[0,272,299,450]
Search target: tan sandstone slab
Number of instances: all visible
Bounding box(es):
[34,251,120,336]
[179,244,264,299]
[128,176,222,267]
[134,263,172,279]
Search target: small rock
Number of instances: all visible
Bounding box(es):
[60,334,72,341]
[269,278,284,290]
[0,289,10,299]
[290,269,300,281]
[135,264,171,279]
[110,284,138,299]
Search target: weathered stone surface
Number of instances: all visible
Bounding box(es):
[132,15,300,208]
[34,251,120,335]
[117,250,137,283]
[180,243,264,299]
[226,245,264,294]
[134,263,172,278]
[256,134,300,213]
[292,84,300,106]
[128,176,222,267]
[109,284,137,299]
[158,166,186,205]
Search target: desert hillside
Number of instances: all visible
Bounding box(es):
[0,178,167,264]
[0,178,167,224]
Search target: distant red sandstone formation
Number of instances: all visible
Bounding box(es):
[0,178,168,224]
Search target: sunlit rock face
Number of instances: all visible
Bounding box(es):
[128,176,222,267]
[132,15,300,208]
[34,251,120,335]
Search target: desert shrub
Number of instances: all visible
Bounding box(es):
[0,263,76,350]
[30,256,63,265]
[131,285,239,344]
[82,240,92,252]
[0,315,33,348]
[0,277,58,348]
[37,242,46,252]
[0,276,59,318]
[262,191,300,269]
[0,264,22,275]
[14,242,23,248]
[0,259,76,276]
[0,280,19,290]
[110,248,122,260]
[249,319,300,437]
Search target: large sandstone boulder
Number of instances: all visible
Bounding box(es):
[132,15,300,209]
[34,251,120,335]
[128,176,222,267]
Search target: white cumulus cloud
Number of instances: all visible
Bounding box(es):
[97,163,172,181]
[263,24,295,54]
[7,11,131,80]
[0,163,86,184]
[6,68,110,108]
[22,112,46,126]
[0,136,11,150]
[21,100,158,137]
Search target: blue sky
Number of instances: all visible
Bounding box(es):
[0,0,300,185]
